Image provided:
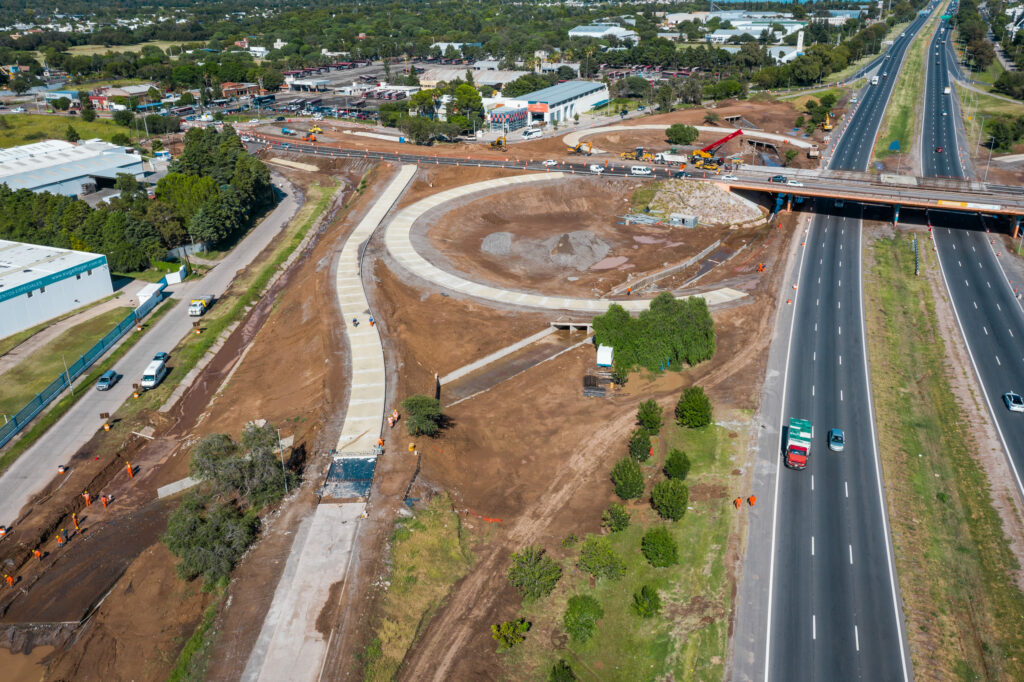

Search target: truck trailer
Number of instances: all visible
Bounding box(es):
[188,295,214,317]
[785,417,813,470]
[655,152,689,165]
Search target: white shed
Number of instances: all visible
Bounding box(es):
[596,344,614,367]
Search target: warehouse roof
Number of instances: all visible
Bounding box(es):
[0,239,107,302]
[0,139,142,193]
[518,80,605,105]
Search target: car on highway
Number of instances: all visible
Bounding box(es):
[882,72,888,78]
[96,370,119,391]
[1004,391,1024,412]
[673,170,692,178]
[153,352,171,363]
[936,146,944,153]
[722,174,739,181]
[589,164,605,174]
[942,110,948,116]
[787,179,804,187]
[11,106,25,113]
[828,428,845,452]
[630,165,653,176]
[249,118,259,123]
[541,159,557,167]
[768,175,788,183]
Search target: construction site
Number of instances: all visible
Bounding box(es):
[0,100,809,680]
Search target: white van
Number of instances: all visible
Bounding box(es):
[140,359,168,390]
[522,127,541,139]
[630,165,652,176]
[589,164,605,174]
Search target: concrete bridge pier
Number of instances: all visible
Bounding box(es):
[893,203,901,226]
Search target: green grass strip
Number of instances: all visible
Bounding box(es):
[167,592,224,682]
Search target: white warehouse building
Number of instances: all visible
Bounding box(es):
[505,80,610,125]
[0,139,144,198]
[0,240,113,338]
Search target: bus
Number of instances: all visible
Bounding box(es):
[253,94,276,106]
[170,105,194,116]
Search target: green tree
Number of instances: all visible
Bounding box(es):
[628,427,652,463]
[189,424,295,508]
[652,479,690,521]
[703,111,720,124]
[601,502,631,532]
[10,77,29,95]
[178,91,196,106]
[64,124,80,142]
[676,386,712,428]
[632,584,662,618]
[641,525,679,566]
[563,594,604,643]
[637,399,662,434]
[611,457,645,500]
[81,106,96,122]
[507,546,562,602]
[665,123,698,145]
[111,133,131,146]
[577,536,626,580]
[491,619,530,650]
[664,449,691,480]
[549,659,578,681]
[163,492,258,587]
[656,83,674,112]
[113,109,134,127]
[51,97,71,111]
[401,394,444,436]
[784,148,799,166]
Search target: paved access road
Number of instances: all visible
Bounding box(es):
[928,11,1024,505]
[0,179,301,529]
[735,9,936,682]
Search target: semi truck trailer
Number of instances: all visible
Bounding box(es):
[785,417,813,470]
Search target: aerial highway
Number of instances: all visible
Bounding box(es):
[928,15,1024,504]
[747,9,939,681]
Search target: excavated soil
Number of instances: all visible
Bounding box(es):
[422,176,746,297]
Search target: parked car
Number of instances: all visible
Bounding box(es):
[672,170,691,178]
[542,159,557,167]
[828,428,845,452]
[153,352,171,363]
[1004,391,1024,412]
[96,370,119,391]
[589,164,605,174]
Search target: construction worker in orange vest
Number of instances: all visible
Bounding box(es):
[33,549,42,562]
[4,575,12,588]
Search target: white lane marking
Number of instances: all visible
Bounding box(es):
[838,301,842,310]
[839,279,842,287]
[814,351,816,361]
[849,544,854,565]
[839,355,843,365]
[840,389,844,401]
[984,327,989,335]
[845,481,849,498]
[813,615,817,641]
[811,474,815,491]
[988,281,992,288]
[998,303,1002,311]
[997,356,1002,366]
[855,625,860,652]
[812,536,815,556]
[819,277,822,284]
[815,323,818,332]
[838,325,842,336]
[958,260,962,267]
[974,301,978,309]
[840,260,843,268]
[812,385,815,396]
[817,298,820,306]
[1010,329,1015,338]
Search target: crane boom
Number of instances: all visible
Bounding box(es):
[700,129,743,154]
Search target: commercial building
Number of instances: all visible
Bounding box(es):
[488,105,529,132]
[0,239,113,338]
[505,80,610,125]
[221,81,261,98]
[0,139,145,197]
[420,67,528,89]
[568,24,640,42]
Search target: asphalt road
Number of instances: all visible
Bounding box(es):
[760,10,935,681]
[928,13,1024,505]
[0,177,301,529]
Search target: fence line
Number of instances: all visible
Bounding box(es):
[0,278,169,448]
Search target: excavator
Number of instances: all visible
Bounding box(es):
[690,129,743,171]
[490,135,508,151]
[821,112,833,131]
[567,141,592,156]
[620,146,656,162]
[310,125,323,134]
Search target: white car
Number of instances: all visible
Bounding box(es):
[630,165,652,176]
[589,164,605,174]
[542,159,557,167]
[1004,391,1024,412]
[788,179,804,187]
[721,174,739,181]
[11,106,25,113]
[249,118,259,123]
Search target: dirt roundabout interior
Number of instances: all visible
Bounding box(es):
[417,174,770,298]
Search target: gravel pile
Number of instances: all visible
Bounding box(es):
[649,180,762,226]
[481,231,513,255]
[480,230,611,271]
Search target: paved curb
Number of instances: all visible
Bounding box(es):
[563,124,816,153]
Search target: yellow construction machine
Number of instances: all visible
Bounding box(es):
[620,146,655,161]
[821,112,833,131]
[310,125,323,133]
[490,135,508,151]
[567,141,592,155]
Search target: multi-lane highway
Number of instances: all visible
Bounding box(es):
[759,11,938,681]
[929,14,1024,505]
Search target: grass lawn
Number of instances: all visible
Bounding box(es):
[631,182,660,212]
[508,417,740,680]
[0,113,138,148]
[361,493,474,680]
[864,234,1024,679]
[0,306,132,418]
[782,87,843,112]
[35,40,184,62]
[0,291,123,357]
[957,88,1024,148]
[115,260,186,283]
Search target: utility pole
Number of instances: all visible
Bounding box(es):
[62,354,73,396]
[277,428,289,495]
[985,133,994,181]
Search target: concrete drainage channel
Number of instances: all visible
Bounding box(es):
[439,322,595,407]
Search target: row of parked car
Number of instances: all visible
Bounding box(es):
[96,352,170,391]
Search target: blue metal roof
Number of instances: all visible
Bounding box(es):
[521,80,605,105]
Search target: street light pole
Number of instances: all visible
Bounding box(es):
[985,134,995,181]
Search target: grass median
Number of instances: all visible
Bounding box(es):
[864,233,1024,679]
[0,299,175,472]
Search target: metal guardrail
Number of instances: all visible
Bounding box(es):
[0,278,168,449]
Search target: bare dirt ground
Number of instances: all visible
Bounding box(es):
[0,157,377,680]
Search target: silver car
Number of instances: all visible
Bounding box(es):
[1004,391,1024,413]
[828,428,845,452]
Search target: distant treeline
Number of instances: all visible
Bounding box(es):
[0,125,273,272]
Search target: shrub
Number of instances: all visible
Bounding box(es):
[577,537,626,580]
[628,427,652,463]
[113,109,134,126]
[632,584,662,618]
[81,107,96,122]
[652,479,690,521]
[641,526,679,567]
[163,492,258,587]
[601,503,631,532]
[491,619,530,650]
[611,457,645,500]
[507,546,562,602]
[676,386,712,428]
[664,448,691,480]
[637,399,662,434]
[64,124,80,142]
[550,659,578,681]
[111,132,131,146]
[189,423,296,509]
[401,394,444,436]
[563,594,604,643]
[665,123,698,145]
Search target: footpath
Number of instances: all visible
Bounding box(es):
[242,165,417,682]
